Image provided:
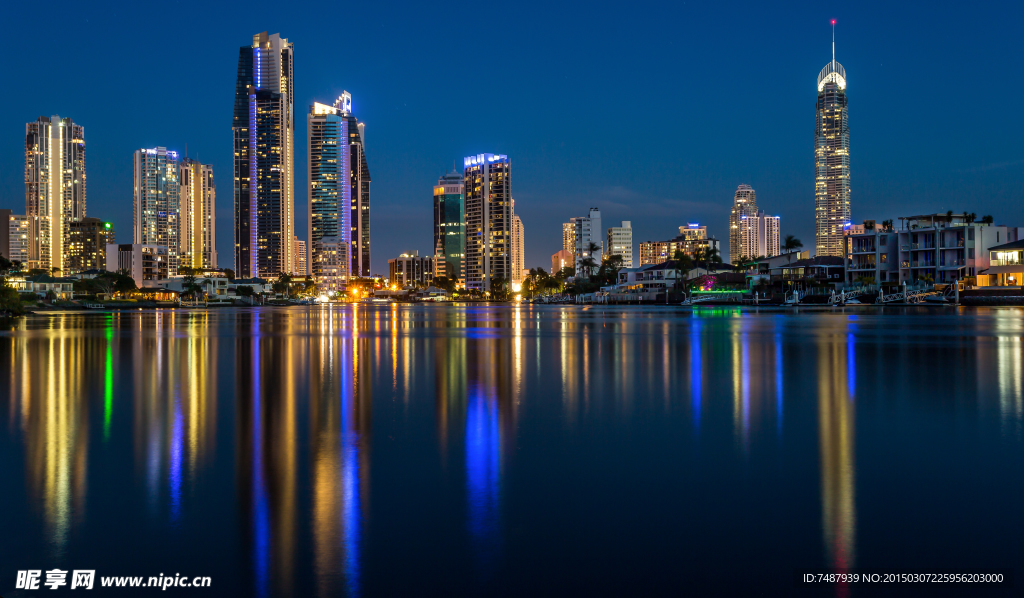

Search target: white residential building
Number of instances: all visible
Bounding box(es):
[606,221,633,268]
[573,207,602,277]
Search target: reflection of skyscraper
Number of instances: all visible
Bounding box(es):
[233,32,296,278]
[815,22,851,257]
[818,326,856,571]
[433,170,465,283]
[464,154,512,291]
[25,115,87,272]
[134,147,181,275]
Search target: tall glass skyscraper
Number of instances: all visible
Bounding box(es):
[464,154,512,291]
[307,92,370,288]
[133,147,181,275]
[815,23,850,257]
[433,170,465,284]
[232,31,295,278]
[25,115,86,272]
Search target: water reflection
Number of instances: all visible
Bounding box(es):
[7,307,1024,596]
[818,319,856,575]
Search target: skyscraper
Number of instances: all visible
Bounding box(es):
[133,147,181,275]
[7,214,31,265]
[433,169,465,284]
[815,22,850,257]
[25,116,86,272]
[179,158,217,269]
[511,212,524,284]
[573,207,602,277]
[729,184,757,261]
[307,93,370,284]
[606,221,633,268]
[464,154,512,291]
[294,237,307,276]
[233,31,295,278]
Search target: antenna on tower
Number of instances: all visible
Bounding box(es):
[831,19,836,65]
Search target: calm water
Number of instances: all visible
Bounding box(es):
[1,305,1021,597]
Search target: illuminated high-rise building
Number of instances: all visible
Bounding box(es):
[233,31,296,278]
[66,217,115,273]
[739,210,781,260]
[133,147,181,275]
[25,115,86,272]
[307,92,370,284]
[464,154,512,291]
[433,170,465,283]
[562,222,576,253]
[511,212,524,284]
[815,21,850,257]
[729,184,757,262]
[6,214,31,265]
[179,158,217,269]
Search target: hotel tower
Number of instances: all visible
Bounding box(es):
[232,31,296,278]
[25,116,86,272]
[815,22,850,257]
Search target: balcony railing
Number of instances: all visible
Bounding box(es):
[990,259,1023,266]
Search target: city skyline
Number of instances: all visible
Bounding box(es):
[1,4,1022,274]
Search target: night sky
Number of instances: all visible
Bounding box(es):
[1,0,1022,270]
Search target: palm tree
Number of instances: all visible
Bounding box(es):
[672,250,694,294]
[580,242,601,278]
[783,235,803,264]
[946,210,954,225]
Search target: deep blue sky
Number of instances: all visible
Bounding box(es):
[2,0,1022,270]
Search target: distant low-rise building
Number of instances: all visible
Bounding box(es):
[978,240,1024,287]
[639,224,720,265]
[389,251,434,287]
[106,243,168,287]
[551,249,574,275]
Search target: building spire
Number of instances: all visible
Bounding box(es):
[831,19,836,65]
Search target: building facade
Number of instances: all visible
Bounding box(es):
[315,236,346,293]
[729,184,757,262]
[433,170,465,283]
[233,31,296,279]
[179,158,217,269]
[511,213,524,284]
[639,223,719,265]
[106,243,168,287]
[133,147,181,275]
[739,210,780,259]
[606,220,633,268]
[294,237,307,276]
[464,154,512,291]
[0,209,9,261]
[844,214,1024,286]
[815,29,851,257]
[25,115,86,272]
[388,251,433,287]
[562,222,576,253]
[6,214,31,265]
[551,249,573,275]
[573,207,603,277]
[66,217,115,274]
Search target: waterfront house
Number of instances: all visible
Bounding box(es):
[977,240,1024,287]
